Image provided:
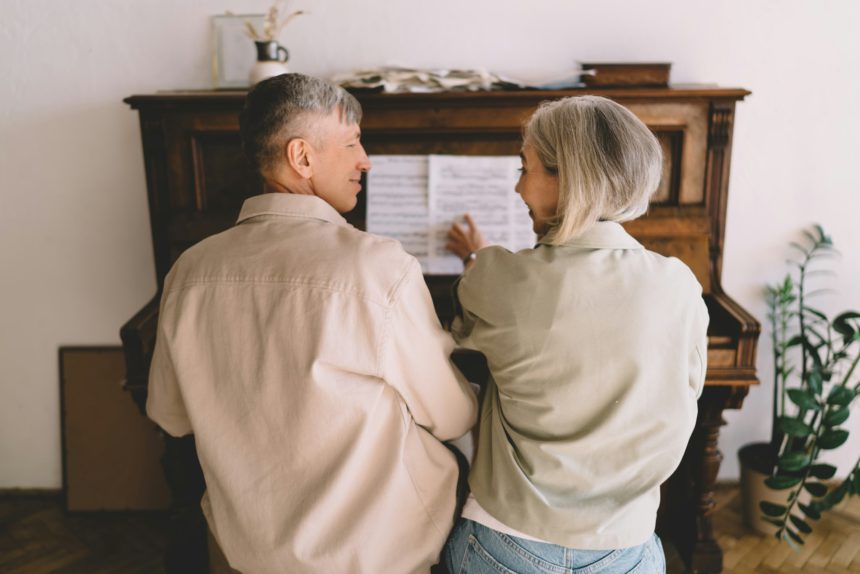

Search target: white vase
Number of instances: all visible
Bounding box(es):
[249,41,290,85]
[249,60,289,85]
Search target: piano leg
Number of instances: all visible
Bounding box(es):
[666,385,749,574]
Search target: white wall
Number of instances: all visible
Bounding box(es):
[2,0,858,488]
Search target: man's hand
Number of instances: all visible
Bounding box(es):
[446,214,488,263]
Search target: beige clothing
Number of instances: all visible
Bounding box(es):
[147,193,477,574]
[453,221,708,549]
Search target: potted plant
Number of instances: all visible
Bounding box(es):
[738,225,860,545]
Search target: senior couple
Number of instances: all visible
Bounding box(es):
[147,74,708,574]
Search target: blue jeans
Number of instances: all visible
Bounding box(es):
[443,519,665,574]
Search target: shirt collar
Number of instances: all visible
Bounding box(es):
[236,193,348,226]
[538,221,643,250]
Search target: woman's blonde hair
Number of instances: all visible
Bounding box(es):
[524,95,662,244]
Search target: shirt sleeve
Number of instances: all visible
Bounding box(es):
[146,291,193,437]
[691,296,710,399]
[382,258,478,441]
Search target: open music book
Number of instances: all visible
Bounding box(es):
[366,155,536,274]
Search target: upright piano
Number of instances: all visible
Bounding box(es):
[121,87,759,573]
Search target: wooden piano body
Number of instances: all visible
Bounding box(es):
[122,87,759,573]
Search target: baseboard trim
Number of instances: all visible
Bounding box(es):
[0,488,62,497]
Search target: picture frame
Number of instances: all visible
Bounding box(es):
[211,13,265,89]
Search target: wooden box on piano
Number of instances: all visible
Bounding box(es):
[122,87,759,573]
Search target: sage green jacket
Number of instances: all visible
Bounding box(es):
[452,221,708,549]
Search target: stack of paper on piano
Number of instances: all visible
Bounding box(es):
[333,67,523,93]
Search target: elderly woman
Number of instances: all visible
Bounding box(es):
[443,96,708,574]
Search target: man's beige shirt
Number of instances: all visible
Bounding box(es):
[453,221,709,550]
[147,193,477,574]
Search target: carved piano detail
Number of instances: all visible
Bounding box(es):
[122,87,759,574]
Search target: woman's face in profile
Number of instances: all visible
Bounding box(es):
[516,142,559,237]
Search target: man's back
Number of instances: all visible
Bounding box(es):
[148,193,477,574]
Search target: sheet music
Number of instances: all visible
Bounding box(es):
[366,156,430,269]
[428,155,529,273]
[367,154,537,274]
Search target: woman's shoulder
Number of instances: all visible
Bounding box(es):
[455,246,539,311]
[642,249,704,293]
[467,245,544,283]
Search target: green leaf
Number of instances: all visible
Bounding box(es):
[803,339,823,369]
[779,451,812,471]
[787,335,804,348]
[803,307,828,322]
[827,484,847,507]
[809,483,847,512]
[824,408,850,427]
[790,514,812,534]
[760,501,787,517]
[804,482,828,497]
[762,516,784,527]
[777,416,814,437]
[807,369,823,394]
[787,389,820,411]
[833,311,860,338]
[785,527,805,545]
[808,464,837,480]
[818,429,849,450]
[790,241,809,256]
[765,475,802,490]
[827,386,855,406]
[833,311,860,321]
[798,503,821,520]
[806,325,828,344]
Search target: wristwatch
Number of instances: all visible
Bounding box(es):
[462,251,477,265]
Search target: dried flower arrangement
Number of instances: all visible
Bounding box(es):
[243,1,306,42]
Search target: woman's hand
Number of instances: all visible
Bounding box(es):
[447,214,488,265]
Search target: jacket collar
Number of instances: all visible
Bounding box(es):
[237,193,348,226]
[538,221,643,250]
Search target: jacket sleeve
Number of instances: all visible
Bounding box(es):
[449,248,497,349]
[146,286,193,437]
[381,258,478,441]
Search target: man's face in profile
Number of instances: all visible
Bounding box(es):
[309,111,371,213]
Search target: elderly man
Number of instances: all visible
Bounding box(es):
[146,74,477,573]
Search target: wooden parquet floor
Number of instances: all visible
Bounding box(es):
[0,493,168,574]
[704,484,860,574]
[0,485,858,573]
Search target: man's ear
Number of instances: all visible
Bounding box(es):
[285,138,313,179]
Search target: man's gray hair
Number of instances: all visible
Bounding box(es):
[240,73,363,176]
[524,96,662,244]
